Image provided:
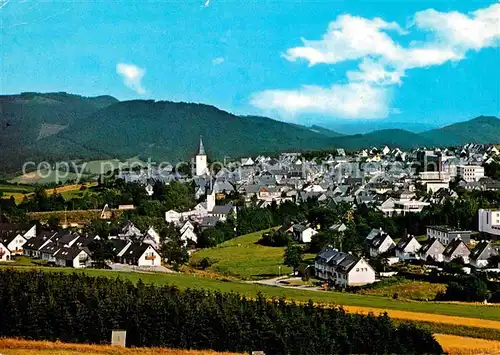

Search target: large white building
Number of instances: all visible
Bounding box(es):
[195,136,208,176]
[315,248,376,287]
[478,209,500,237]
[457,165,484,182]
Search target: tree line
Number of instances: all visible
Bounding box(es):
[0,270,442,354]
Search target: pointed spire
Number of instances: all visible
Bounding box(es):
[198,135,206,155]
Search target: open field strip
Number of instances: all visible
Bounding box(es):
[341,305,500,330]
[1,336,500,355]
[435,334,500,354]
[0,339,238,355]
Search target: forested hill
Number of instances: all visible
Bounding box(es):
[61,100,337,163]
[0,91,499,176]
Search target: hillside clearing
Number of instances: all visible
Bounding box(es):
[190,230,315,280]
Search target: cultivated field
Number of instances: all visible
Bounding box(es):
[1,336,499,355]
[0,182,97,202]
[190,230,315,280]
[0,339,238,355]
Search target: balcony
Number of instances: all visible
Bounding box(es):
[145,255,156,261]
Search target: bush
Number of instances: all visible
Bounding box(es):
[0,270,442,354]
[437,276,491,302]
[258,230,291,247]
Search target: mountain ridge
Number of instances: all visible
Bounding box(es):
[1,92,499,176]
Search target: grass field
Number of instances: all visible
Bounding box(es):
[190,230,315,280]
[2,265,500,323]
[358,278,446,301]
[0,339,238,355]
[0,182,97,203]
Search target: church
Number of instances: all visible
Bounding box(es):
[195,136,208,176]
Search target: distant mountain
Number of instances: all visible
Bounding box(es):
[308,125,344,138]
[330,129,434,150]
[1,91,499,177]
[61,101,336,163]
[421,116,500,146]
[0,92,119,175]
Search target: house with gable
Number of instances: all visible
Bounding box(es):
[121,242,161,267]
[315,247,376,287]
[0,241,11,261]
[443,239,470,264]
[470,241,498,268]
[369,232,395,258]
[292,224,317,243]
[53,247,92,268]
[395,235,421,261]
[419,238,445,262]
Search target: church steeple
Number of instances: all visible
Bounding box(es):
[198,136,206,156]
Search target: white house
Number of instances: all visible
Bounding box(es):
[180,228,198,244]
[419,238,445,262]
[369,232,395,258]
[470,241,498,268]
[395,235,421,261]
[0,233,27,256]
[180,221,194,234]
[315,248,376,287]
[53,247,92,268]
[144,227,161,247]
[0,242,12,262]
[122,243,161,267]
[478,209,500,237]
[442,239,470,264]
[292,224,317,243]
[165,210,181,224]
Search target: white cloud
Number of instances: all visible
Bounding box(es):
[212,57,225,65]
[251,3,500,120]
[250,83,391,119]
[116,63,146,95]
[414,4,500,51]
[347,58,403,85]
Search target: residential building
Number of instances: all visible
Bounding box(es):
[0,242,11,262]
[457,165,485,182]
[419,238,445,262]
[478,209,500,237]
[395,235,421,261]
[369,232,395,258]
[426,226,471,245]
[442,239,470,263]
[121,242,161,267]
[53,247,92,268]
[470,241,498,268]
[315,248,375,287]
[292,224,317,243]
[0,232,27,256]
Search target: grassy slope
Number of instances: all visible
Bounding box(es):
[190,230,314,280]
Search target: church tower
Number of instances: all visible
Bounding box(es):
[195,136,208,176]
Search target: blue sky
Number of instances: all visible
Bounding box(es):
[1,0,499,132]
